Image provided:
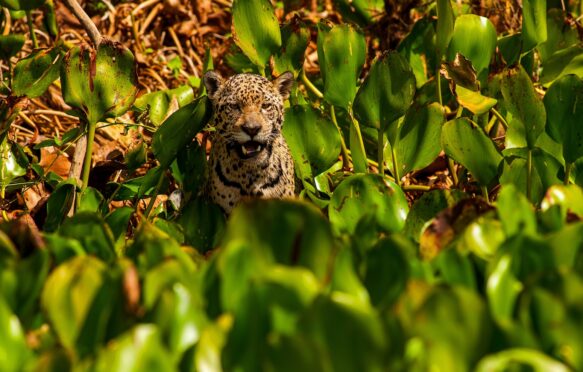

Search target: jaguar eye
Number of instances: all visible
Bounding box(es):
[226,103,240,113]
[262,102,273,111]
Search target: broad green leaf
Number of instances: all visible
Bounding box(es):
[0,34,25,60]
[15,249,50,324]
[543,74,583,163]
[333,0,384,26]
[177,197,225,253]
[151,96,211,168]
[441,118,503,186]
[272,17,310,77]
[541,184,583,219]
[317,23,366,108]
[78,186,104,214]
[232,0,281,69]
[329,174,409,235]
[12,46,63,98]
[501,65,546,149]
[540,46,583,85]
[0,0,45,10]
[353,51,416,130]
[397,17,437,87]
[94,325,174,372]
[500,147,562,203]
[330,246,370,305]
[61,40,138,125]
[537,8,580,62]
[403,189,468,242]
[496,184,537,237]
[455,85,497,114]
[522,0,548,51]
[222,200,335,281]
[447,14,497,73]
[463,216,505,260]
[0,138,26,192]
[0,298,31,370]
[58,213,116,262]
[476,349,570,372]
[282,105,341,179]
[41,255,107,351]
[104,206,133,241]
[436,0,455,59]
[44,179,76,232]
[133,85,195,126]
[391,102,445,175]
[298,293,387,372]
[497,33,522,66]
[545,222,583,268]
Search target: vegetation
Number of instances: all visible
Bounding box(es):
[1,0,583,370]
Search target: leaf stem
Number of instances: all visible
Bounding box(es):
[491,107,509,130]
[448,158,458,187]
[330,105,351,170]
[300,70,324,99]
[348,106,368,173]
[377,129,385,176]
[391,146,400,186]
[26,11,38,49]
[144,170,165,218]
[481,185,490,203]
[565,162,572,185]
[403,184,432,191]
[80,121,96,192]
[436,68,443,106]
[526,148,533,201]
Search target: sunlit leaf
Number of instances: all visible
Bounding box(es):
[522,0,548,51]
[447,14,497,73]
[455,85,497,115]
[12,46,63,98]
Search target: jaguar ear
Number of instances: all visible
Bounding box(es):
[273,71,295,100]
[203,71,224,100]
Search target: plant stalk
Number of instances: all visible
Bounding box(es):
[491,108,509,130]
[80,121,96,192]
[377,129,385,176]
[391,147,400,186]
[348,106,367,173]
[448,158,458,187]
[26,11,38,48]
[330,106,351,170]
[436,68,443,106]
[565,162,572,185]
[526,148,533,201]
[481,185,490,204]
[300,70,324,99]
[144,170,165,218]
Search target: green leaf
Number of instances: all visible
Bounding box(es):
[541,184,583,219]
[497,33,522,66]
[397,17,437,87]
[298,293,387,372]
[133,85,195,126]
[391,102,445,175]
[12,46,63,98]
[353,51,416,130]
[330,246,370,305]
[177,197,226,253]
[0,138,26,191]
[78,186,104,214]
[41,255,107,351]
[496,184,536,237]
[0,298,31,370]
[58,212,116,262]
[476,349,570,372]
[329,174,409,235]
[447,14,497,73]
[463,215,505,260]
[540,46,583,86]
[501,65,546,149]
[522,0,548,51]
[0,0,45,10]
[44,179,76,232]
[0,34,25,60]
[272,17,310,77]
[543,74,583,163]
[282,105,341,179]
[104,207,133,241]
[455,85,497,115]
[222,199,335,281]
[537,8,580,62]
[317,23,366,109]
[151,96,212,169]
[404,189,468,242]
[232,0,281,69]
[61,40,138,125]
[436,0,455,59]
[441,118,503,186]
[333,0,384,26]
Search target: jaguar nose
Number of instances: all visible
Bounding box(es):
[242,123,260,137]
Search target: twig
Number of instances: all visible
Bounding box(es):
[2,8,11,36]
[63,0,103,46]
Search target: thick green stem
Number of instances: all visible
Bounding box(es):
[436,68,443,106]
[144,170,165,219]
[403,184,432,192]
[391,147,400,186]
[300,70,324,99]
[565,162,572,185]
[377,129,385,176]
[80,121,96,192]
[448,158,458,187]
[481,185,490,204]
[26,11,38,48]
[491,107,509,130]
[348,106,367,173]
[330,106,351,170]
[526,149,533,201]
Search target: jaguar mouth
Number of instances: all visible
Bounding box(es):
[237,141,265,159]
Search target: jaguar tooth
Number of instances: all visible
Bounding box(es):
[242,146,249,155]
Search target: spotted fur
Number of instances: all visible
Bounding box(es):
[203,71,295,214]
